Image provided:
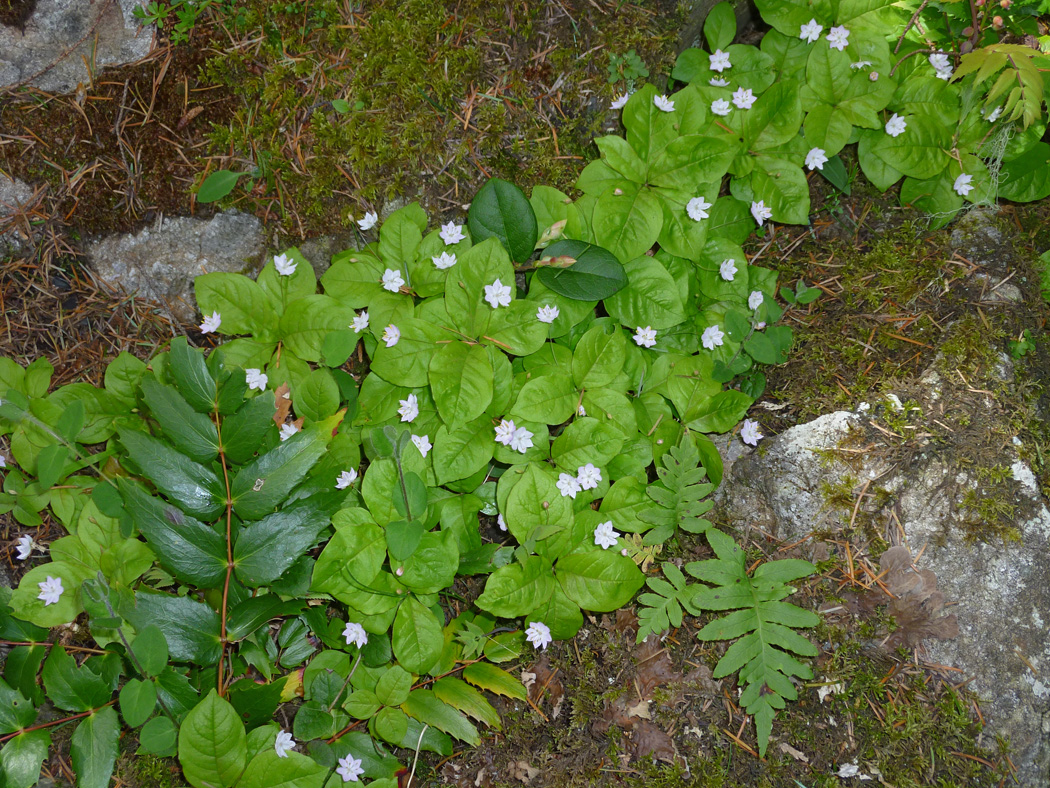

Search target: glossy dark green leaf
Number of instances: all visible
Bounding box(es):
[0,729,51,788]
[228,678,285,730]
[70,706,119,788]
[3,645,46,705]
[118,429,225,520]
[41,647,111,713]
[128,592,222,665]
[131,625,169,677]
[35,443,69,490]
[154,668,199,722]
[119,678,157,727]
[117,479,227,588]
[536,240,627,301]
[138,715,177,756]
[168,337,217,413]
[468,178,538,263]
[227,597,306,643]
[0,677,37,733]
[219,392,276,466]
[820,155,852,195]
[140,379,219,463]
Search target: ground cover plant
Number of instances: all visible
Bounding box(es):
[0,1,1048,787]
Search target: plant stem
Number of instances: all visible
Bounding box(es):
[0,700,116,744]
[215,410,234,698]
[325,651,363,713]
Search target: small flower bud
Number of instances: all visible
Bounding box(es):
[395,566,404,576]
[869,72,878,82]
[1000,0,1011,7]
[992,14,1004,26]
[542,501,549,510]
[621,549,629,556]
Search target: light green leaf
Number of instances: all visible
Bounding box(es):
[178,690,246,788]
[70,706,119,788]
[604,254,686,330]
[195,273,279,340]
[402,690,479,745]
[429,341,493,426]
[571,325,626,389]
[556,550,644,612]
[476,555,555,618]
[279,296,356,363]
[593,182,662,264]
[392,597,443,675]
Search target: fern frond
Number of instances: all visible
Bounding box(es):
[640,438,715,545]
[687,529,818,756]
[635,562,695,643]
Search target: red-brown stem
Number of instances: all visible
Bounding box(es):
[0,641,106,654]
[0,700,116,744]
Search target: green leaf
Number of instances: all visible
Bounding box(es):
[468,178,538,263]
[820,155,852,194]
[128,591,222,665]
[237,750,326,788]
[178,690,246,788]
[704,2,736,50]
[750,157,810,225]
[70,706,119,788]
[461,662,526,701]
[42,647,111,713]
[648,135,735,190]
[686,389,754,433]
[385,519,425,562]
[604,255,686,330]
[593,182,662,263]
[392,596,443,675]
[432,677,500,729]
[374,665,414,707]
[0,730,51,788]
[998,142,1050,203]
[120,678,157,727]
[118,429,225,520]
[131,626,169,677]
[4,645,46,705]
[140,379,220,463]
[0,677,37,733]
[371,317,445,389]
[402,690,479,746]
[861,115,951,181]
[35,443,69,490]
[742,81,803,150]
[556,550,644,612]
[501,464,572,547]
[196,170,247,203]
[8,563,84,628]
[220,392,277,465]
[536,240,627,301]
[168,337,217,413]
[295,368,340,423]
[510,372,576,425]
[138,716,177,757]
[476,555,555,618]
[279,295,357,363]
[195,273,279,340]
[571,325,626,389]
[429,341,493,427]
[432,418,495,485]
[550,417,625,472]
[234,492,342,586]
[117,478,227,589]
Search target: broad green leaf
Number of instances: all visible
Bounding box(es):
[536,240,627,301]
[8,563,84,627]
[556,550,644,612]
[392,597,443,675]
[140,379,219,463]
[70,706,119,788]
[138,716,177,757]
[237,750,326,788]
[704,2,736,51]
[432,677,500,728]
[402,690,479,746]
[371,317,446,389]
[196,170,247,202]
[429,341,493,426]
[167,337,217,413]
[510,372,576,425]
[468,178,538,263]
[476,555,555,617]
[234,492,342,586]
[571,325,626,389]
[320,250,385,308]
[604,254,686,330]
[443,238,515,338]
[120,678,157,727]
[118,429,224,521]
[593,182,662,263]
[400,529,459,595]
[295,368,340,423]
[686,389,754,433]
[750,157,810,225]
[483,299,550,357]
[550,417,625,471]
[42,647,110,713]
[129,591,222,665]
[0,677,37,733]
[195,273,278,340]
[220,392,277,465]
[742,81,803,150]
[803,103,852,157]
[754,0,833,36]
[648,135,735,191]
[861,115,951,181]
[279,295,356,363]
[998,142,1050,203]
[595,135,647,183]
[312,512,386,592]
[527,583,584,640]
[374,666,414,707]
[432,418,494,485]
[461,662,527,701]
[502,463,572,545]
[178,690,246,788]
[132,625,169,677]
[0,730,50,788]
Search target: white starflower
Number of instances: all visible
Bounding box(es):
[953,173,974,197]
[337,754,365,783]
[279,423,300,441]
[342,621,368,648]
[827,25,850,51]
[37,576,63,606]
[929,53,953,80]
[273,253,296,277]
[849,60,872,70]
[805,147,828,171]
[709,49,732,72]
[0,453,5,468]
[748,290,764,311]
[702,325,725,350]
[274,730,295,758]
[557,473,582,499]
[494,419,517,446]
[357,211,378,231]
[411,434,432,458]
[336,469,358,489]
[536,304,559,324]
[751,200,773,226]
[577,404,586,417]
[593,520,620,550]
[432,251,457,269]
[381,268,405,292]
[440,222,466,245]
[709,77,729,87]
[687,196,712,221]
[799,19,823,44]
[509,426,534,454]
[525,621,552,650]
[885,113,907,137]
[653,94,675,112]
[720,258,738,281]
[382,324,400,347]
[497,513,507,532]
[576,463,602,490]
[199,311,221,334]
[15,535,34,561]
[484,278,512,309]
[245,368,268,392]
[985,106,1002,122]
[610,92,630,110]
[741,419,763,446]
[711,99,732,116]
[633,326,657,348]
[398,393,419,423]
[351,310,369,333]
[732,87,756,110]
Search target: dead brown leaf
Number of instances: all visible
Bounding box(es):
[635,637,681,696]
[778,742,810,762]
[525,654,565,719]
[510,761,539,784]
[629,720,678,764]
[880,545,959,648]
[273,383,292,424]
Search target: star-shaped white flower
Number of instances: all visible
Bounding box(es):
[15,535,34,561]
[985,106,1002,122]
[510,426,533,453]
[336,469,358,489]
[398,393,419,423]
[953,173,974,197]
[357,211,378,231]
[411,434,432,458]
[805,147,828,171]
[732,87,756,110]
[200,311,221,334]
[343,621,368,648]
[557,473,582,499]
[440,222,466,245]
[929,53,953,80]
[799,19,823,43]
[497,513,508,532]
[720,258,737,281]
[381,268,405,292]
[0,453,6,468]
[610,92,630,110]
[245,368,268,392]
[751,200,773,226]
[709,49,731,72]
[687,196,712,221]
[495,419,516,445]
[826,25,850,51]
[484,278,512,309]
[702,325,725,350]
[273,253,296,277]
[525,621,552,650]
[741,418,763,446]
[633,326,657,348]
[337,754,365,783]
[432,251,457,269]
[351,310,369,333]
[885,113,907,137]
[709,77,729,87]
[850,60,872,70]
[711,99,732,116]
[536,304,559,324]
[382,324,400,347]
[279,423,300,441]
[653,94,675,113]
[577,404,586,417]
[274,730,295,758]
[748,290,764,311]
[577,463,602,490]
[594,520,620,550]
[37,576,63,606]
